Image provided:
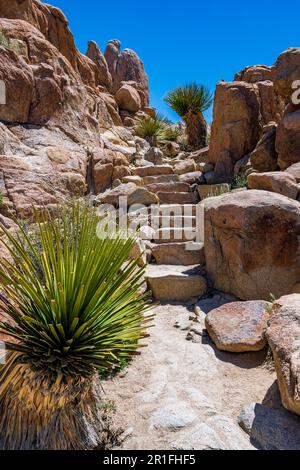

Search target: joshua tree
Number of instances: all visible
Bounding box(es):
[0,204,153,450]
[164,83,213,150]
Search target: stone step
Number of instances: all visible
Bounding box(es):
[156,215,196,228]
[153,227,196,243]
[143,174,179,185]
[151,241,205,266]
[157,191,200,205]
[156,204,198,216]
[145,182,191,194]
[132,165,174,177]
[145,264,207,301]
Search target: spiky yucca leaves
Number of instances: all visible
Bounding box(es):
[0,204,153,449]
[161,126,180,142]
[135,113,170,146]
[164,83,213,150]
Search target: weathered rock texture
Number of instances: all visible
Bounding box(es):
[209,58,285,183]
[204,190,300,300]
[0,1,150,217]
[208,82,262,183]
[266,294,300,416]
[247,172,299,200]
[272,49,300,170]
[205,301,271,352]
[250,124,278,172]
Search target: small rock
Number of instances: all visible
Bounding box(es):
[145,147,163,165]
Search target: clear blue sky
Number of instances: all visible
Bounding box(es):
[49,0,298,123]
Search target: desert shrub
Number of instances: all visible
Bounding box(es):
[0,203,153,449]
[205,186,229,199]
[230,175,248,190]
[161,126,180,142]
[164,83,213,150]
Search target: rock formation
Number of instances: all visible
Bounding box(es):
[0,0,150,218]
[203,190,300,300]
[267,294,300,416]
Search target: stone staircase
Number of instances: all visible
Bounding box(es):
[124,164,207,302]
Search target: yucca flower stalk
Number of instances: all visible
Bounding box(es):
[164,83,213,150]
[0,204,153,449]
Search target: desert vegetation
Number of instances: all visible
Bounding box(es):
[0,204,153,449]
[164,83,213,150]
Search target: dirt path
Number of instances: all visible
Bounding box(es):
[103,303,275,450]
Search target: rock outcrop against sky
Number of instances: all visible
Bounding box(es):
[0,0,150,217]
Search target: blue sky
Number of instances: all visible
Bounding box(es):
[49,0,298,123]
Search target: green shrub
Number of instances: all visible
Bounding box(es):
[230,175,248,190]
[0,203,154,449]
[205,186,229,199]
[0,203,153,377]
[161,126,180,142]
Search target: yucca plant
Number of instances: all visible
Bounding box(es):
[161,126,180,142]
[0,204,153,450]
[135,113,169,146]
[164,83,213,150]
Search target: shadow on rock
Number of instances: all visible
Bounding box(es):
[238,381,300,450]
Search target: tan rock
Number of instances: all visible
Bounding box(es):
[179,171,205,185]
[0,46,34,123]
[234,65,273,83]
[132,165,174,177]
[247,172,298,199]
[157,191,199,205]
[174,160,196,175]
[97,183,159,207]
[151,242,205,266]
[122,175,144,186]
[256,81,285,125]
[266,295,300,416]
[146,182,190,194]
[190,147,209,163]
[250,125,278,172]
[276,109,300,170]
[115,83,142,113]
[145,264,207,302]
[209,82,262,182]
[145,147,163,165]
[160,141,180,158]
[272,48,300,99]
[205,301,271,352]
[285,162,300,183]
[204,190,300,300]
[86,40,112,90]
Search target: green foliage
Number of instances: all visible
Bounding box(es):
[99,400,117,413]
[0,203,153,379]
[164,83,213,118]
[135,115,164,141]
[161,126,180,142]
[0,30,19,53]
[230,175,248,190]
[205,186,229,199]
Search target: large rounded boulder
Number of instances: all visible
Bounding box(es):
[204,190,300,300]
